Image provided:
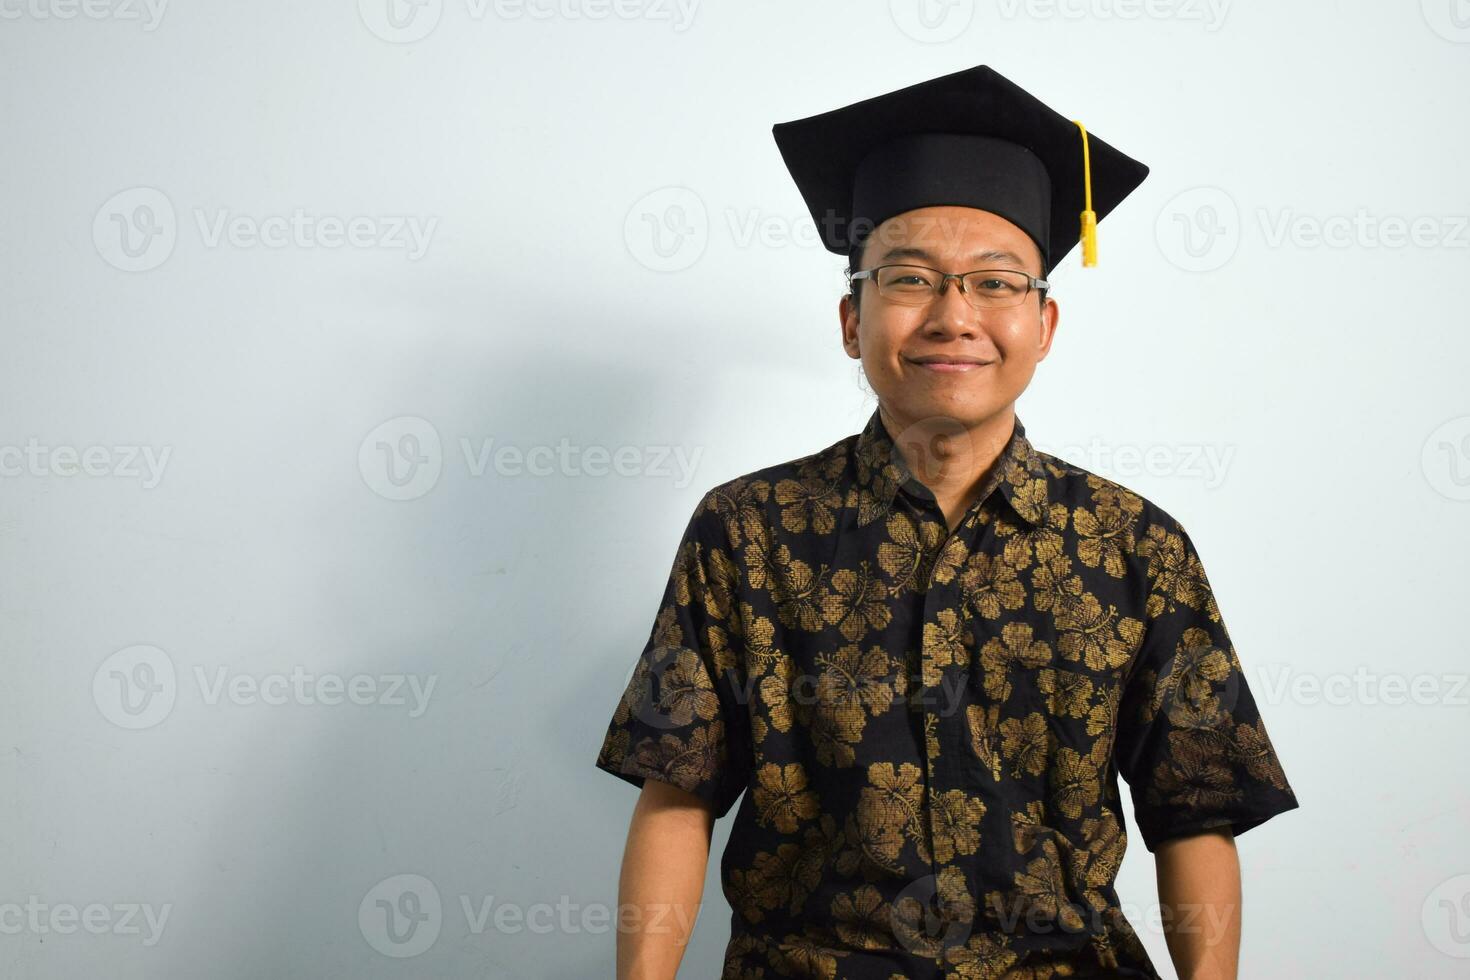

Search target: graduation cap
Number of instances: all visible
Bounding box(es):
[771,64,1149,275]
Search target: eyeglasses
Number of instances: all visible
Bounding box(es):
[848,264,1050,310]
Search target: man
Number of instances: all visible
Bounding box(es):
[596,64,1299,979]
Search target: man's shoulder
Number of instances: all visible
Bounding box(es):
[706,430,857,498]
[682,429,859,537]
[1030,445,1193,541]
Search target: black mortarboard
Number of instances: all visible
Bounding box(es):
[771,64,1149,275]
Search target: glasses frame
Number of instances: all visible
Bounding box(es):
[847,263,1050,309]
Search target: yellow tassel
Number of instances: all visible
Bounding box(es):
[1079,209,1097,267]
[1073,119,1097,267]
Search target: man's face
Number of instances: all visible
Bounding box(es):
[839,205,1059,433]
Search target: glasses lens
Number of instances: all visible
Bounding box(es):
[872,266,1032,308]
[873,265,938,304]
[961,270,1030,308]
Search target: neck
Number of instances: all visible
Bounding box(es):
[878,402,1017,528]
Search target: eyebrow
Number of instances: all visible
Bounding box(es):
[878,246,1030,268]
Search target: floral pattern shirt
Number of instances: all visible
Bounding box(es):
[595,407,1299,978]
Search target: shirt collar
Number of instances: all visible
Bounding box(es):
[853,406,1050,528]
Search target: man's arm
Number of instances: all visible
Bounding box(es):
[616,779,716,980]
[1155,828,1241,980]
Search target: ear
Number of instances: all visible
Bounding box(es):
[839,293,861,359]
[1035,296,1060,361]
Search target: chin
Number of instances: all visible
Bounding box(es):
[888,391,1000,428]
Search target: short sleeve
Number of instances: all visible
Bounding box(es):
[1115,516,1300,853]
[594,493,753,818]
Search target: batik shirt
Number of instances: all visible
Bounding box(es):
[595,407,1299,979]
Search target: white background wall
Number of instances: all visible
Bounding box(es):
[2,1,1467,976]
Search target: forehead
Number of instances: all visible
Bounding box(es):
[867,205,1041,270]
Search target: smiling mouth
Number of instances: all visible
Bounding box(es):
[906,357,995,373]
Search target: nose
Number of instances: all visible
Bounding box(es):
[923,276,982,339]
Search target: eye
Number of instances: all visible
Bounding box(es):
[880,267,936,289]
[968,273,1026,294]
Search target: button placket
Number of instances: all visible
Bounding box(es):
[916,507,988,942]
[955,503,1024,945]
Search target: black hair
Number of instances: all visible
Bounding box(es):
[846,236,868,317]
